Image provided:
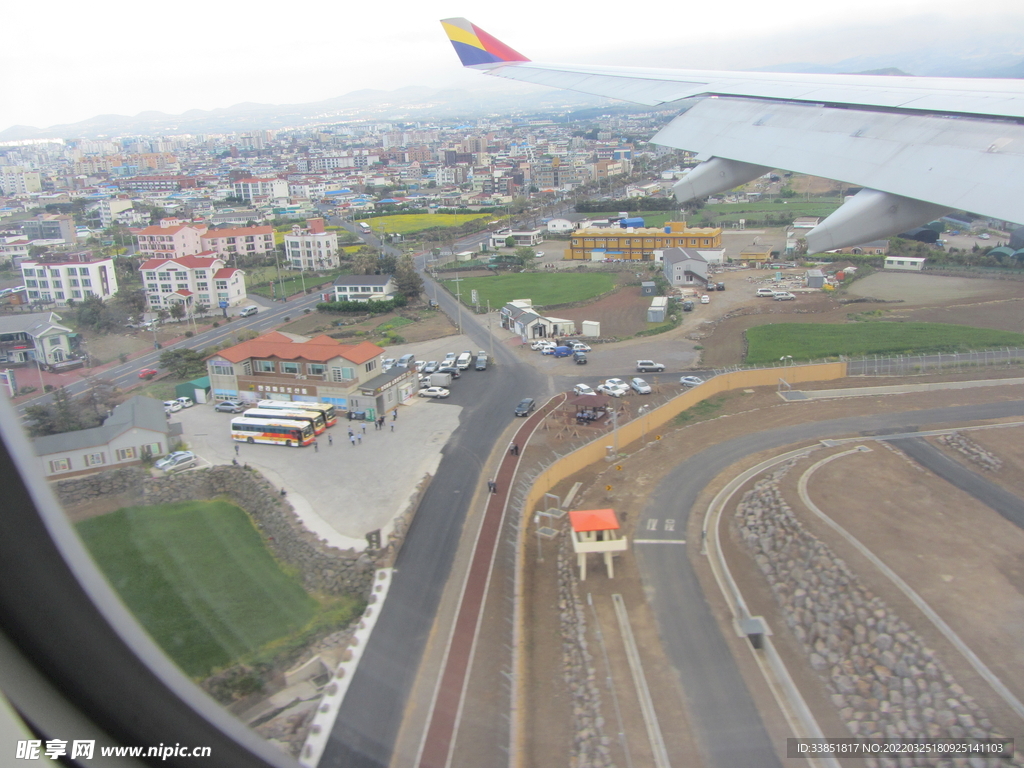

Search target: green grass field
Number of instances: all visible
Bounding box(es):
[441,272,615,308]
[77,501,318,677]
[357,213,491,236]
[745,322,1024,365]
[704,199,841,223]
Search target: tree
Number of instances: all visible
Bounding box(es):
[156,309,170,325]
[24,387,88,437]
[75,294,124,334]
[513,247,537,269]
[394,255,424,299]
[169,303,186,322]
[112,288,147,318]
[194,302,210,317]
[504,236,516,248]
[80,378,121,421]
[158,349,207,379]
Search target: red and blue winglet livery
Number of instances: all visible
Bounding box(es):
[440,18,529,68]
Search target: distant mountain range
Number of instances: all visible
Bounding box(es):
[0,86,612,142]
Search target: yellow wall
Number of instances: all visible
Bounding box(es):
[521,363,846,515]
[567,222,723,260]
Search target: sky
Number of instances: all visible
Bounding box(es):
[3,0,1023,131]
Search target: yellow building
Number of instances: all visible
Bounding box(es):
[565,221,722,261]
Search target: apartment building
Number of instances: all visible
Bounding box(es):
[283,218,338,271]
[232,178,288,202]
[205,332,414,415]
[21,215,77,244]
[21,251,118,306]
[134,222,206,258]
[138,253,246,311]
[200,226,275,260]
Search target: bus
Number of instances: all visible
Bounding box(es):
[358,221,372,234]
[257,399,338,428]
[230,417,315,447]
[241,407,326,435]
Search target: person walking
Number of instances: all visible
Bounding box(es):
[509,442,519,456]
[390,423,395,432]
[313,440,319,453]
[234,444,240,456]
[357,433,362,444]
[350,434,356,447]
[328,433,333,446]
[361,424,366,435]
[392,409,397,422]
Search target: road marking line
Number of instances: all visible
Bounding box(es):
[633,539,686,545]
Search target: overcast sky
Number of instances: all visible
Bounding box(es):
[3,0,1022,131]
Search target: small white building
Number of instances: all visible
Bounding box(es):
[546,218,575,233]
[489,228,545,249]
[884,256,926,271]
[330,274,397,303]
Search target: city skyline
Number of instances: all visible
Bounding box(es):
[4,2,1023,133]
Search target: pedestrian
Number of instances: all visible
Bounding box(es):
[390,423,394,432]
[361,424,366,435]
[280,487,287,497]
[234,444,240,456]
[314,439,319,453]
[380,416,385,429]
[509,442,519,456]
[350,434,356,447]
[328,433,333,446]
[357,433,362,444]
[232,458,238,466]
[348,427,354,438]
[392,409,397,421]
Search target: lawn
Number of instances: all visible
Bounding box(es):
[441,272,615,308]
[704,199,841,223]
[745,322,1024,365]
[356,213,491,236]
[77,500,319,677]
[246,265,348,299]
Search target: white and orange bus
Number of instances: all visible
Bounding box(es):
[230,417,315,447]
[256,400,338,428]
[241,407,326,435]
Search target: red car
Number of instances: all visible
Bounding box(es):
[138,368,158,379]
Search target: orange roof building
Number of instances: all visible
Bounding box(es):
[568,508,628,580]
[205,332,415,418]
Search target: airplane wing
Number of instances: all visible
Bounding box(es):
[441,18,1024,251]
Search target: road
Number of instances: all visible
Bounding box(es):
[634,399,1024,768]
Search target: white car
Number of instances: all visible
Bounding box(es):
[163,400,183,413]
[773,291,796,301]
[175,396,194,408]
[636,360,665,373]
[382,358,396,371]
[680,376,705,387]
[700,294,710,304]
[443,352,457,363]
[422,361,439,373]
[418,386,450,399]
[630,377,651,394]
[756,287,776,297]
[573,383,596,397]
[571,342,592,352]
[598,379,629,397]
[154,451,196,472]
[531,340,555,351]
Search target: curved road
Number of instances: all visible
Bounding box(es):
[635,400,1024,768]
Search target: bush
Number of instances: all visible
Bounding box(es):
[316,295,407,315]
[283,316,290,322]
[43,384,55,393]
[184,331,194,338]
[212,322,219,328]
[118,353,128,364]
[304,308,311,314]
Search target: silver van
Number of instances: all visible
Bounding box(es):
[239,306,259,317]
[396,354,416,369]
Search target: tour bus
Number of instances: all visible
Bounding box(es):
[257,399,338,427]
[358,221,372,234]
[240,407,326,435]
[230,416,315,447]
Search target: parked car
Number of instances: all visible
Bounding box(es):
[138,368,158,379]
[571,342,591,352]
[175,397,194,408]
[214,400,246,413]
[163,400,183,413]
[422,361,439,373]
[700,294,710,304]
[382,358,397,371]
[680,376,705,387]
[573,351,588,365]
[396,354,416,369]
[541,346,556,356]
[630,377,652,394]
[552,346,572,358]
[636,360,665,373]
[443,352,457,363]
[773,291,796,301]
[413,360,426,372]
[682,300,694,312]
[716,282,726,291]
[573,383,596,396]
[475,355,488,371]
[418,386,450,399]
[514,398,536,416]
[598,378,629,397]
[155,451,197,472]
[532,340,555,351]
[756,287,776,297]
[436,366,461,378]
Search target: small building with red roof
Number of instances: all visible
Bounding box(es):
[205,332,414,417]
[568,508,629,580]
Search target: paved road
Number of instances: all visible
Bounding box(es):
[320,277,550,768]
[635,400,1024,768]
[891,437,1024,530]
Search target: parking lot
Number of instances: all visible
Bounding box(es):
[169,395,463,551]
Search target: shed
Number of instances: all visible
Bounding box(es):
[647,296,668,323]
[581,321,601,337]
[640,281,657,296]
[883,256,926,271]
[175,376,211,404]
[568,508,628,580]
[805,269,826,289]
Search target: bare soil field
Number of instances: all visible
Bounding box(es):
[846,272,1024,304]
[549,285,658,339]
[277,306,457,344]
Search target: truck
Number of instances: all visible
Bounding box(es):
[429,372,453,387]
[455,351,473,370]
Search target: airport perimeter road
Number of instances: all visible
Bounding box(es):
[635,400,1024,768]
[320,293,550,768]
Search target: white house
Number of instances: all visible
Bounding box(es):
[284,219,339,271]
[33,396,179,478]
[884,256,926,271]
[0,311,75,366]
[546,218,575,233]
[330,274,397,303]
[21,252,119,306]
[658,248,710,288]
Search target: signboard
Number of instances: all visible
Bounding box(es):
[219,301,229,308]
[471,289,479,306]
[0,369,16,397]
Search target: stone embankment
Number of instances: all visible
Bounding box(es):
[557,534,616,768]
[734,462,1020,768]
[936,432,1003,472]
[56,465,375,599]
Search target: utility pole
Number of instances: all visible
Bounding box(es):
[487,299,494,360]
[450,273,463,334]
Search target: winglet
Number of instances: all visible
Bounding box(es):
[440,18,530,67]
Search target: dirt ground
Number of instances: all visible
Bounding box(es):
[518,375,1024,766]
[547,285,659,339]
[277,305,458,344]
